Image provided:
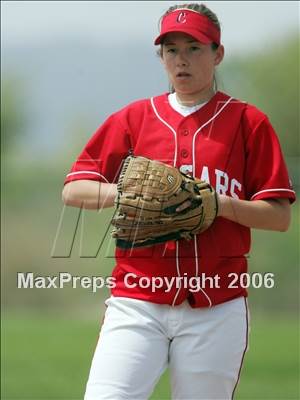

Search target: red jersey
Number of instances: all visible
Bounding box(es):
[64,91,296,308]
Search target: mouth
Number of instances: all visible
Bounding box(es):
[176,72,192,80]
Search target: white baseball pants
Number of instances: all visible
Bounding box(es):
[84,296,249,400]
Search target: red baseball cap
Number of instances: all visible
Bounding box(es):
[154,8,221,46]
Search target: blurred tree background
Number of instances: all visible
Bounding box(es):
[1,20,299,400]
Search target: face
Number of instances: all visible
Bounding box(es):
[160,32,224,102]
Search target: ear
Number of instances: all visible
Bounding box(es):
[214,45,224,66]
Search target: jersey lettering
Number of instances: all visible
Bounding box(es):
[197,165,242,199]
[179,164,193,175]
[230,179,242,199]
[200,166,210,184]
[215,169,229,195]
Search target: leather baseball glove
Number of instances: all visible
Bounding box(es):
[111,156,218,248]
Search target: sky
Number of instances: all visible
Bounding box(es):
[2,1,299,54]
[1,0,299,158]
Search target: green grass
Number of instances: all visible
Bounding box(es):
[1,313,299,400]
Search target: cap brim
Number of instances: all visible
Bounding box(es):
[154,28,213,45]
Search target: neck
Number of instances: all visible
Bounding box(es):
[175,87,216,107]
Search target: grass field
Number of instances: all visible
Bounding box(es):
[1,313,299,400]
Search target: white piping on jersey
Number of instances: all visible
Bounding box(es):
[194,235,199,277]
[150,97,178,167]
[251,188,295,200]
[192,97,233,176]
[66,170,109,183]
[190,97,232,307]
[151,95,232,307]
[151,96,178,306]
[171,241,181,306]
[194,235,212,307]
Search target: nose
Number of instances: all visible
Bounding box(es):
[176,50,189,67]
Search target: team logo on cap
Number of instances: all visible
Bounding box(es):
[176,12,187,24]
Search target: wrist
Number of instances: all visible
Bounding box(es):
[217,194,230,217]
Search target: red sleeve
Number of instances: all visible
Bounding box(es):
[244,112,296,203]
[64,113,132,185]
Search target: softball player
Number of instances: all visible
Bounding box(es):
[62,3,296,399]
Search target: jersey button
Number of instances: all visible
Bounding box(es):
[181,129,189,136]
[181,149,189,158]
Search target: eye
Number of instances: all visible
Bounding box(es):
[190,46,200,51]
[166,48,176,54]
